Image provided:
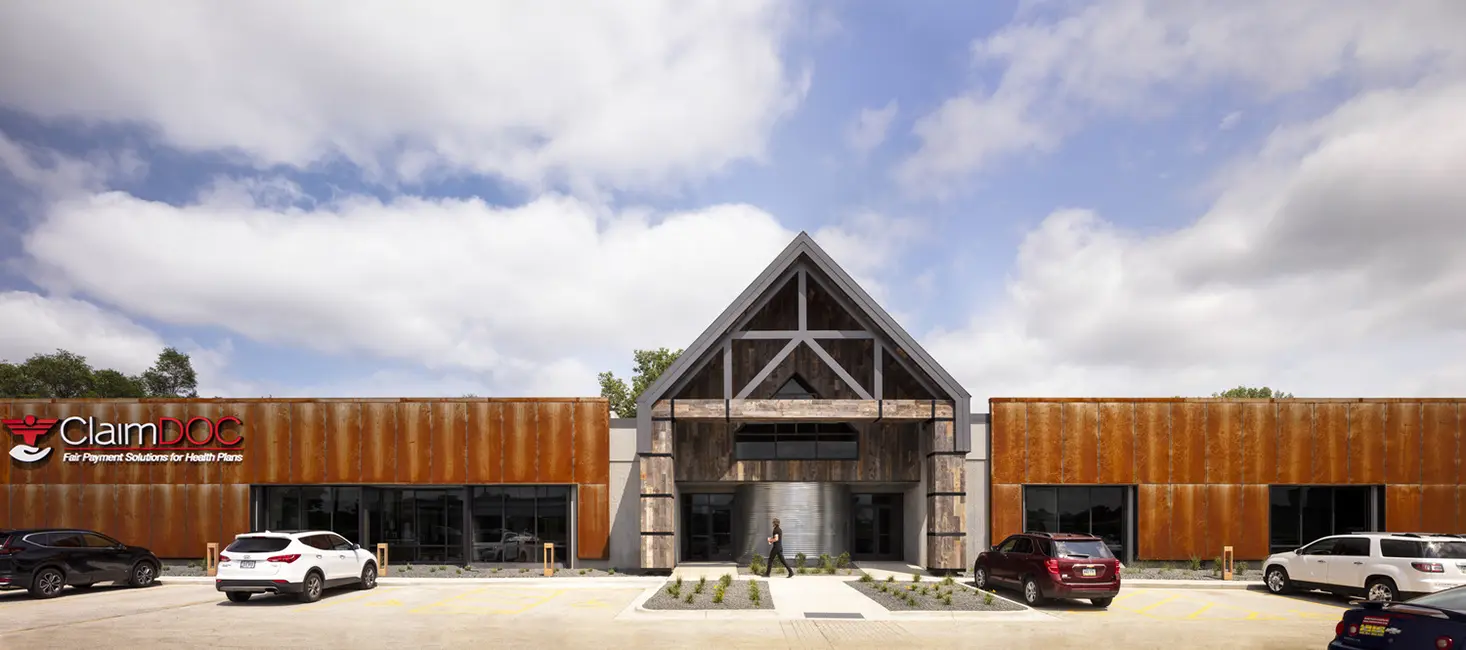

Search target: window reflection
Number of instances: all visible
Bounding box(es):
[1024,486,1130,560]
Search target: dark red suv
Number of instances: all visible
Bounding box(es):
[974,532,1122,607]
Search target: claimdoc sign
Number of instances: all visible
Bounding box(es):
[3,414,245,465]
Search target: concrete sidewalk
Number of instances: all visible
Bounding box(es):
[160,575,666,588]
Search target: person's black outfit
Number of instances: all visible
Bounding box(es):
[764,525,793,578]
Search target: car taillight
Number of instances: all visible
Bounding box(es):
[218,554,231,563]
[1045,558,1060,575]
[1436,636,1454,650]
[266,554,301,563]
[1412,562,1445,573]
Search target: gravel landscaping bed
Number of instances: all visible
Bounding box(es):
[952,562,1264,582]
[160,561,209,577]
[386,564,627,578]
[642,575,775,611]
[847,574,1026,612]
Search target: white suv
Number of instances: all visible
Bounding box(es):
[1263,532,1466,602]
[215,530,378,603]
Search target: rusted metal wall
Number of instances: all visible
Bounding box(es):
[989,398,1465,561]
[2,398,611,560]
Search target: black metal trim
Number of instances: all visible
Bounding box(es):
[929,416,955,422]
[651,416,675,422]
[725,398,730,423]
[925,450,966,458]
[640,531,675,536]
[926,532,965,537]
[926,491,966,498]
[639,493,675,499]
[640,452,674,458]
[873,399,883,423]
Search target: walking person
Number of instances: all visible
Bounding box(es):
[763,518,793,578]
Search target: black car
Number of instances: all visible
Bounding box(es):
[1329,584,1466,649]
[0,528,161,598]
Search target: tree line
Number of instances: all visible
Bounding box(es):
[0,348,200,398]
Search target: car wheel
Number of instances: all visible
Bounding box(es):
[29,567,66,599]
[1365,577,1398,603]
[359,562,378,590]
[297,571,324,603]
[1021,576,1045,606]
[128,561,158,588]
[1091,597,1113,608]
[974,566,989,590]
[226,591,252,603]
[1264,566,1291,594]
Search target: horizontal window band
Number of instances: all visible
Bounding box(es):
[640,531,675,536]
[926,492,966,498]
[650,416,675,422]
[925,451,966,457]
[926,532,966,537]
[639,452,674,458]
[928,417,955,422]
[639,493,675,499]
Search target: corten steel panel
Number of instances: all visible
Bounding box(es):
[430,402,468,484]
[1385,403,1423,485]
[290,402,327,484]
[1276,402,1313,485]
[1204,485,1240,557]
[116,484,151,549]
[1458,486,1466,535]
[537,403,574,484]
[577,483,609,560]
[573,401,610,485]
[82,484,117,541]
[1170,403,1206,485]
[189,483,223,554]
[1205,403,1242,484]
[150,403,195,485]
[1313,403,1348,484]
[8,401,53,485]
[396,401,431,484]
[1349,403,1387,484]
[1422,403,1461,485]
[1386,485,1423,533]
[503,401,538,483]
[1137,484,1170,561]
[0,485,8,529]
[151,484,190,558]
[186,403,221,485]
[1135,402,1170,484]
[360,402,398,483]
[466,401,503,484]
[74,402,117,484]
[1422,485,1458,535]
[1026,402,1062,483]
[989,484,1023,545]
[1061,403,1099,484]
[248,402,292,484]
[222,483,251,542]
[1238,485,1271,560]
[216,403,250,486]
[48,483,82,529]
[1097,402,1136,484]
[114,402,153,484]
[1169,484,1204,560]
[989,402,1027,484]
[1240,402,1278,484]
[325,402,362,484]
[47,402,87,485]
[13,485,47,528]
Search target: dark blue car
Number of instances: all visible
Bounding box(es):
[1329,584,1466,649]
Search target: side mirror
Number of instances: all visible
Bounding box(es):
[1293,549,1301,555]
[352,543,361,551]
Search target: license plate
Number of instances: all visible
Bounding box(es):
[1081,568,1097,577]
[1360,616,1389,637]
[240,560,255,569]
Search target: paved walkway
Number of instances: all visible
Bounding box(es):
[767,576,890,620]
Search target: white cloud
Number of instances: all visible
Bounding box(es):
[0,1,806,193]
[1218,111,1243,131]
[0,132,146,200]
[845,100,899,156]
[926,79,1466,403]
[0,291,163,372]
[898,0,1466,195]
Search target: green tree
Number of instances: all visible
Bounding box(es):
[0,347,199,398]
[1212,385,1294,399]
[18,349,96,398]
[598,347,683,418]
[92,369,149,398]
[142,347,199,397]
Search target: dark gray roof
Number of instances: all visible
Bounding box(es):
[636,231,969,409]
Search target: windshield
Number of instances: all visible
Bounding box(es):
[1422,542,1466,559]
[1404,586,1466,613]
[1053,540,1114,559]
[225,536,291,553]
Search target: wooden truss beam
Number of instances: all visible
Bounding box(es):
[650,399,954,421]
[730,330,873,339]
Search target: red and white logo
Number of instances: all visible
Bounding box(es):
[3,415,60,463]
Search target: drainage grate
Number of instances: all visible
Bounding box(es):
[804,612,864,619]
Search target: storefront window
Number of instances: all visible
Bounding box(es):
[1024,486,1131,561]
[1268,486,1381,553]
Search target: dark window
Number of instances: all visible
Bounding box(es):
[1380,540,1422,558]
[329,534,354,551]
[536,486,570,564]
[733,422,859,461]
[1411,586,1466,614]
[225,536,291,553]
[47,533,85,548]
[1333,537,1371,557]
[997,537,1019,553]
[1269,486,1382,553]
[1299,538,1337,555]
[1381,539,1466,559]
[1421,542,1466,559]
[1010,537,1034,554]
[262,486,363,545]
[301,535,333,551]
[1053,539,1114,559]
[302,487,332,532]
[772,376,818,399]
[334,487,361,543]
[267,487,302,531]
[1024,486,1130,560]
[80,533,118,548]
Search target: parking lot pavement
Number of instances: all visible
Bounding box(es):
[1041,586,1349,622]
[1,582,1346,649]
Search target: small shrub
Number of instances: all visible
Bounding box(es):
[713,584,726,604]
[941,576,956,587]
[750,553,766,575]
[794,552,807,569]
[983,591,995,606]
[579,569,587,575]
[911,573,922,583]
[683,591,695,604]
[457,568,463,575]
[667,583,681,598]
[836,552,851,569]
[492,567,500,573]
[859,573,875,583]
[675,576,684,590]
[942,593,953,606]
[748,581,761,604]
[608,567,616,575]
[885,575,896,583]
[519,568,528,574]
[719,573,734,588]
[695,577,707,594]
[1188,555,1202,572]
[1236,561,1250,574]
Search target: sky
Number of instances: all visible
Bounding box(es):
[1,0,1465,405]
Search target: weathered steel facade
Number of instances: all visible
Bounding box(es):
[989,398,1466,561]
[1,398,611,561]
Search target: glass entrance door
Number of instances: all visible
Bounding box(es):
[851,494,901,560]
[681,494,734,561]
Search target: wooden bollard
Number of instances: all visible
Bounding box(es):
[206,542,219,576]
[543,543,555,577]
[1223,546,1234,581]
[376,543,389,576]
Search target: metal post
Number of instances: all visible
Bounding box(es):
[377,543,389,576]
[1223,546,1234,581]
[205,542,219,577]
[543,543,555,577]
